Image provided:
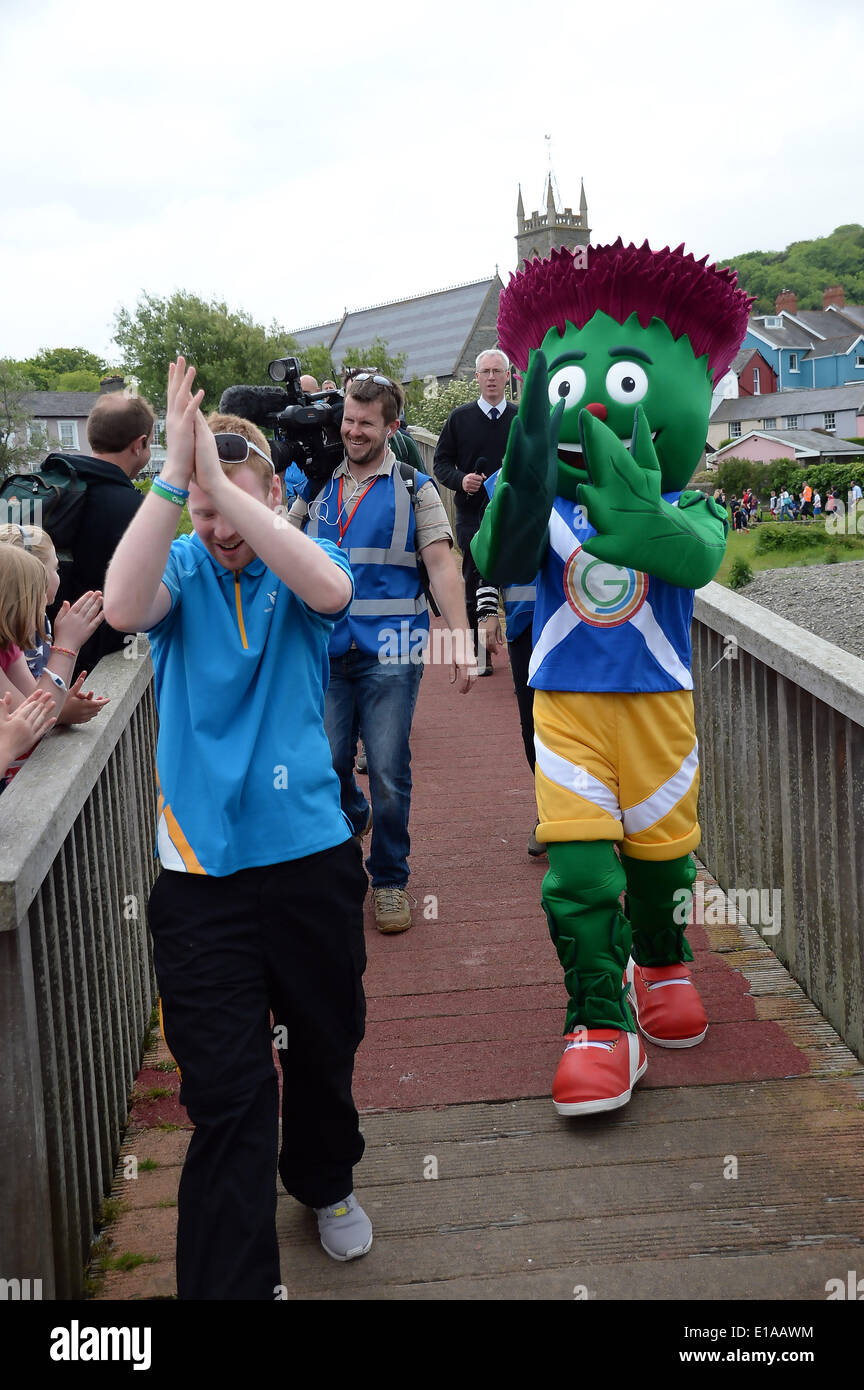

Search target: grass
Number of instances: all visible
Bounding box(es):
[138,1157,159,1172]
[714,521,864,587]
[101,1251,159,1272]
[133,1085,175,1103]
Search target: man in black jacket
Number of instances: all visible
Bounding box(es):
[433,349,517,674]
[63,391,155,675]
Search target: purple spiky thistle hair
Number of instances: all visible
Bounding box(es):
[498,239,754,384]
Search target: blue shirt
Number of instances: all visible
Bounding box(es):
[530,493,694,693]
[148,532,353,876]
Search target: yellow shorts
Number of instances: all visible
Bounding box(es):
[533,689,700,862]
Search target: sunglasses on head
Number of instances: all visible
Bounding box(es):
[349,372,392,388]
[212,433,274,469]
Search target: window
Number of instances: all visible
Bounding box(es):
[762,418,777,428]
[58,420,79,450]
[753,368,760,394]
[784,415,799,428]
[824,412,836,432]
[856,355,864,369]
[789,353,799,372]
[26,420,48,447]
[764,315,782,328]
[730,421,742,438]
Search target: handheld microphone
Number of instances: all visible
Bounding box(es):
[218,384,289,424]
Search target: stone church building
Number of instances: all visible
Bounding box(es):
[290,176,591,389]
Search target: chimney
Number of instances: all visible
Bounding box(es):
[823,285,845,309]
[98,374,125,393]
[775,289,797,315]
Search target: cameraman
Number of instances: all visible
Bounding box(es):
[288,371,475,934]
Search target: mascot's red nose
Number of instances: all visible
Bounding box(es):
[585,402,608,420]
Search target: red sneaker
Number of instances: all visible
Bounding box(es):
[552,1028,647,1116]
[626,958,708,1048]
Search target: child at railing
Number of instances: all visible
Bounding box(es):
[0,523,63,676]
[0,541,109,782]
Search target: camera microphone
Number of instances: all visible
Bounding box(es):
[218,384,290,424]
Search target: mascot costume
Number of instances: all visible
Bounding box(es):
[472,240,751,1116]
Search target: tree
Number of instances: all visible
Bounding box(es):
[112,291,298,411]
[19,346,109,391]
[722,224,864,313]
[298,343,337,385]
[411,376,480,435]
[0,359,41,477]
[53,369,102,392]
[340,338,407,384]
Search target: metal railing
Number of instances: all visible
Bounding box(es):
[0,650,158,1299]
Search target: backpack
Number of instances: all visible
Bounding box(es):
[0,454,89,561]
[305,458,441,617]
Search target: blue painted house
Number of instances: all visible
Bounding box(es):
[743,287,864,391]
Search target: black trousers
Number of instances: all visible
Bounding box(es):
[454,512,484,635]
[148,838,368,1300]
[507,624,536,773]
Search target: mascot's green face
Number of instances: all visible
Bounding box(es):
[541,310,713,495]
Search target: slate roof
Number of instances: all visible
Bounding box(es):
[711,382,864,422]
[289,320,343,352]
[21,391,100,418]
[289,277,501,382]
[715,428,863,459]
[806,334,864,359]
[831,305,864,331]
[748,319,812,349]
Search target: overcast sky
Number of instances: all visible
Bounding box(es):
[1,0,860,366]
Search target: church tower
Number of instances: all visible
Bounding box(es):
[515,175,591,266]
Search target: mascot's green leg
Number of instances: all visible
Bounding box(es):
[542,841,634,1034]
[623,853,696,967]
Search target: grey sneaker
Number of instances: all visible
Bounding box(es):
[356,741,368,774]
[315,1193,373,1261]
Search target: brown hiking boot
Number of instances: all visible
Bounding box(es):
[373,886,412,934]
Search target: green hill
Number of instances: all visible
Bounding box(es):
[722,224,864,313]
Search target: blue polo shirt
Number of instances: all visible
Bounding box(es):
[147,532,353,876]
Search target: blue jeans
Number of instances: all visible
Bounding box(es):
[325,649,423,889]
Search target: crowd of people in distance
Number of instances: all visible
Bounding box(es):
[710,480,863,532]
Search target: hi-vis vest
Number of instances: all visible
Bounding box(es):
[529,492,694,694]
[305,458,431,660]
[484,470,536,641]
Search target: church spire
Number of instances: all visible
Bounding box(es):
[579,179,587,214]
[516,183,524,222]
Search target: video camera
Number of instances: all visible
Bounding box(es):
[218,355,344,491]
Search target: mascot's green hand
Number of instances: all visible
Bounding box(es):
[472,348,562,584]
[579,405,728,587]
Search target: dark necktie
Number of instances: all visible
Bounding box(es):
[489,406,499,421]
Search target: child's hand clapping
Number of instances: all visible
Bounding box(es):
[0,690,56,767]
[53,591,105,653]
[56,672,110,725]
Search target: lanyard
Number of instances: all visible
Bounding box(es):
[337,473,379,547]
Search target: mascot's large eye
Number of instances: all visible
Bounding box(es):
[548,365,587,408]
[605,361,648,404]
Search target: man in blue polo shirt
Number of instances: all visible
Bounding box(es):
[104,358,371,1300]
